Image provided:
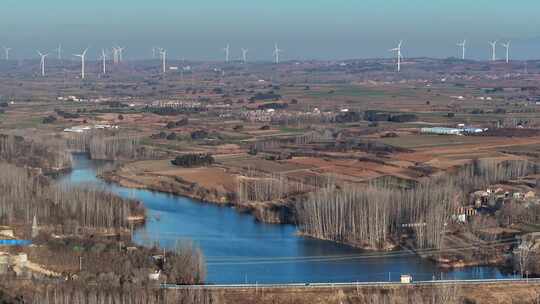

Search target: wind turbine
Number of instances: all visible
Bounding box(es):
[73,48,88,79]
[159,48,167,74]
[273,43,283,64]
[3,47,11,60]
[99,49,108,74]
[389,40,403,72]
[489,40,498,61]
[241,48,249,64]
[457,40,466,60]
[55,44,62,60]
[223,44,230,63]
[112,47,119,64]
[152,47,157,59]
[117,47,125,62]
[501,41,510,63]
[37,51,49,77]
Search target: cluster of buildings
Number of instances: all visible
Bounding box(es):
[452,187,538,223]
[240,108,334,123]
[57,96,138,106]
[57,95,85,102]
[471,187,537,209]
[420,126,486,136]
[63,124,118,133]
[151,100,202,109]
[0,229,31,276]
[241,109,275,122]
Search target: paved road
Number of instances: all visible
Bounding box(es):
[162,278,540,290]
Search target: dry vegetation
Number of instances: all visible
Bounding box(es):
[0,162,143,232]
[2,57,540,301]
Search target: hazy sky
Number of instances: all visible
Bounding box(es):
[1,0,540,60]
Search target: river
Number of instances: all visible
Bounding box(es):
[59,154,513,284]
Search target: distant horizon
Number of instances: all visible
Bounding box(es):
[1,51,539,63]
[1,1,540,61]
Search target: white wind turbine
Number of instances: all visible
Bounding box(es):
[389,40,403,72]
[117,47,125,62]
[241,48,249,64]
[112,47,119,64]
[55,44,62,60]
[3,47,11,60]
[99,49,108,74]
[273,43,283,64]
[457,40,466,60]
[73,48,88,79]
[489,40,498,61]
[223,44,230,63]
[501,41,511,63]
[159,48,167,74]
[37,51,49,77]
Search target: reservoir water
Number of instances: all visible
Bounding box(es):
[59,154,512,284]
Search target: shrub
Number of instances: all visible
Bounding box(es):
[42,115,57,124]
[166,133,177,140]
[190,130,209,140]
[171,154,215,167]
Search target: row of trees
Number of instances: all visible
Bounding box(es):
[66,131,161,161]
[1,284,217,304]
[454,159,538,195]
[3,281,465,304]
[250,130,334,154]
[171,154,215,168]
[296,159,536,250]
[296,180,457,250]
[0,134,72,172]
[236,170,315,203]
[0,162,143,230]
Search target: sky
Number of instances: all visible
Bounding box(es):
[1,0,540,61]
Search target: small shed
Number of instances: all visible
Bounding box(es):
[400,274,412,284]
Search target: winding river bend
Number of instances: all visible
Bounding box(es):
[59,154,512,284]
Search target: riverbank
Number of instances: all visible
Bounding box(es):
[100,163,294,224]
[99,160,516,272]
[58,153,514,284]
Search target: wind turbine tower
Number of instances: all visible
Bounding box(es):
[112,47,119,64]
[223,44,230,63]
[56,44,63,60]
[501,41,510,63]
[241,48,249,64]
[37,51,49,77]
[117,47,125,62]
[457,40,466,60]
[100,49,108,74]
[73,48,88,80]
[389,41,403,72]
[489,40,498,61]
[159,48,167,74]
[273,43,283,64]
[3,47,11,60]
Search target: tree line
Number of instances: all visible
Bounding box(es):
[0,134,72,172]
[0,162,144,231]
[171,154,215,168]
[295,159,537,250]
[66,131,162,161]
[296,180,456,250]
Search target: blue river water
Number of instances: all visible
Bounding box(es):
[59,154,513,284]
